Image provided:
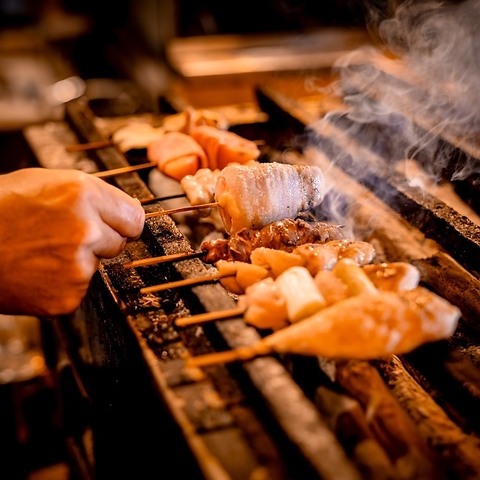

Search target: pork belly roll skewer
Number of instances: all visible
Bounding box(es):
[215,162,325,234]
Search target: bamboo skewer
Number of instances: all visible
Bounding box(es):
[139,193,187,205]
[144,202,219,219]
[66,140,114,152]
[140,271,228,294]
[123,250,206,269]
[175,307,244,327]
[184,341,273,369]
[93,161,157,179]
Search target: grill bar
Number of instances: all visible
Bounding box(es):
[65,97,154,201]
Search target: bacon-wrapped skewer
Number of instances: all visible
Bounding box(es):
[143,161,327,236]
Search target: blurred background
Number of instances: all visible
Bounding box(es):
[0,0,370,132]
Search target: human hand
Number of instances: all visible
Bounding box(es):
[0,168,145,316]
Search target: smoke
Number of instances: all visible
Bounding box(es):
[379,0,480,129]
[299,0,480,230]
[319,0,480,189]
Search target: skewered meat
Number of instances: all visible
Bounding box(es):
[237,259,376,330]
[109,108,229,153]
[240,259,378,330]
[180,167,221,206]
[237,278,289,330]
[253,239,376,277]
[147,132,208,181]
[188,278,460,368]
[216,260,270,295]
[250,248,305,278]
[163,107,229,133]
[190,125,261,170]
[239,258,423,332]
[254,286,460,359]
[201,218,345,264]
[294,240,375,274]
[112,123,165,152]
[363,262,420,292]
[212,241,376,295]
[214,162,325,234]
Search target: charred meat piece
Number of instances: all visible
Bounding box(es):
[201,218,345,264]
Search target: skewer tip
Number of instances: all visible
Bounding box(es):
[123,250,206,269]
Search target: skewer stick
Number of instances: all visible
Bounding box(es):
[93,161,156,179]
[123,250,206,269]
[139,193,186,205]
[184,341,273,369]
[175,307,244,327]
[145,202,219,219]
[140,271,227,294]
[69,138,265,153]
[66,140,114,152]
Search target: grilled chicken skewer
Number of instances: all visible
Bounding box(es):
[237,259,421,331]
[173,254,421,327]
[123,218,345,269]
[139,239,375,294]
[174,258,421,329]
[173,250,459,363]
[184,285,460,368]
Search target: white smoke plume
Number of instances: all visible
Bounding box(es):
[326,0,480,184]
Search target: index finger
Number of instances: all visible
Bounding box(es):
[93,178,145,240]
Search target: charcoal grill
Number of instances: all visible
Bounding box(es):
[23,63,480,480]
